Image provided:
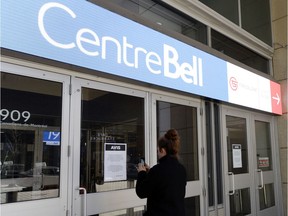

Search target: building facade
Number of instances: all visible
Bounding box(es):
[271,0,288,215]
[1,0,287,216]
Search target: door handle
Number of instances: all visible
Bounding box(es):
[256,169,264,189]
[78,187,87,216]
[40,173,44,190]
[228,172,235,195]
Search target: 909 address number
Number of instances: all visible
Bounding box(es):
[0,109,31,122]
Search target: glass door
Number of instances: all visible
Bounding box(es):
[252,114,278,216]
[223,110,253,215]
[222,107,279,216]
[1,63,70,216]
[71,78,147,216]
[152,94,203,216]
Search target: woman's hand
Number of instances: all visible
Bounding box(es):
[137,163,149,172]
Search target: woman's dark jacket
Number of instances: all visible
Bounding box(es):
[136,155,187,216]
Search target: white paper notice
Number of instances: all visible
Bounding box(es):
[104,143,127,182]
[232,144,242,168]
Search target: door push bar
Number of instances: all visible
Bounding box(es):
[256,169,264,190]
[78,187,87,216]
[228,172,235,195]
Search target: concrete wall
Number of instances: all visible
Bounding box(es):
[271,0,288,215]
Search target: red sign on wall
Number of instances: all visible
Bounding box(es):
[270,81,282,115]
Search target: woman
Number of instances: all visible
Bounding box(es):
[136,129,187,216]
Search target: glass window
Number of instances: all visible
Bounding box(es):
[156,101,200,215]
[80,88,145,193]
[211,29,270,74]
[226,116,248,174]
[1,72,62,203]
[157,101,199,181]
[255,121,273,171]
[241,0,272,46]
[200,0,272,46]
[108,0,207,44]
[185,196,201,216]
[199,0,239,25]
[259,183,275,210]
[229,188,251,215]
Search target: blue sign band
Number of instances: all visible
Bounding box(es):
[1,0,282,114]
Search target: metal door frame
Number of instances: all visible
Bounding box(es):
[151,93,205,216]
[1,62,71,216]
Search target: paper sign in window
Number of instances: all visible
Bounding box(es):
[258,157,269,168]
[232,144,242,168]
[104,143,127,182]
